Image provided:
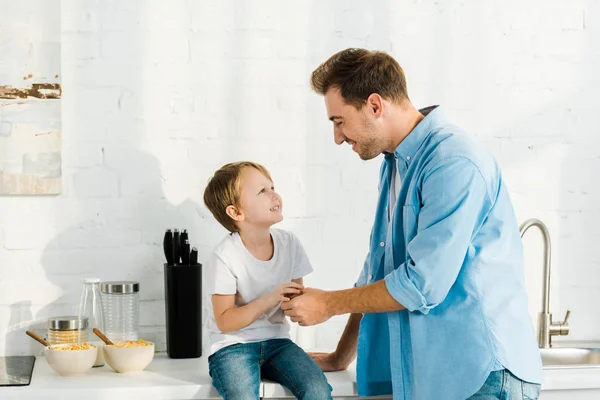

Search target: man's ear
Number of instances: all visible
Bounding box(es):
[366,93,384,118]
[226,205,244,222]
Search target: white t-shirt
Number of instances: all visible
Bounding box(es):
[204,228,313,356]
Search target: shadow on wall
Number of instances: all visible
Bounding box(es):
[5,149,224,355]
[4,0,226,356]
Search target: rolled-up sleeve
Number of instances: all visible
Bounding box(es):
[354,251,370,288]
[384,156,492,314]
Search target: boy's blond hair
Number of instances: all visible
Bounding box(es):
[203,161,273,233]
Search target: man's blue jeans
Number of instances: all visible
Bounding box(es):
[208,338,333,400]
[468,369,541,399]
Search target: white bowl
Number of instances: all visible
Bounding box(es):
[44,344,97,376]
[103,342,155,373]
[89,340,105,367]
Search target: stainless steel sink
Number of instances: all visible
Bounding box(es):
[540,348,600,368]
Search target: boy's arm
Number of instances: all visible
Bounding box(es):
[212,281,303,333]
[289,278,303,300]
[212,294,275,334]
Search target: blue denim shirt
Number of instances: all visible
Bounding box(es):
[355,106,543,400]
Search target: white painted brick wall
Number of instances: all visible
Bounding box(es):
[1,0,600,356]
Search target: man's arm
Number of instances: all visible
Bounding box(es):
[282,281,403,326]
[327,280,404,315]
[310,313,363,371]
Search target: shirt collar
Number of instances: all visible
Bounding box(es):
[385,105,442,162]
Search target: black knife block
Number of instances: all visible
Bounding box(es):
[164,263,202,358]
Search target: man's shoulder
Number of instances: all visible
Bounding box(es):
[425,127,496,174]
[421,128,501,202]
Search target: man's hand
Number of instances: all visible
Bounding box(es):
[280,287,333,326]
[308,352,350,372]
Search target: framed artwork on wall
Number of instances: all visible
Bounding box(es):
[0,0,61,195]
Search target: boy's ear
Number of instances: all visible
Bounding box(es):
[225,205,244,221]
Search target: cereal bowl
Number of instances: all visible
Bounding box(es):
[89,340,105,367]
[103,340,155,373]
[44,343,97,376]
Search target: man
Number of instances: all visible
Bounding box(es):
[281,48,543,400]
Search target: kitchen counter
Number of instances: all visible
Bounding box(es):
[3,351,600,399]
[1,353,369,400]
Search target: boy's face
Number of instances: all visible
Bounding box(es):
[235,167,283,228]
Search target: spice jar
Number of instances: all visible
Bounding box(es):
[47,316,88,344]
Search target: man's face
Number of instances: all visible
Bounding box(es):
[324,87,383,160]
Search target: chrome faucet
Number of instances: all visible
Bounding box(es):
[519,218,571,348]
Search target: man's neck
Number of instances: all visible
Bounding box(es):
[385,102,425,153]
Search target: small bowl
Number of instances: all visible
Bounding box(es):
[44,344,97,376]
[103,341,155,373]
[89,340,105,367]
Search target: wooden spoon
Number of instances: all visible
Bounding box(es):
[92,328,114,345]
[26,330,50,347]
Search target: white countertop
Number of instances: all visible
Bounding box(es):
[0,353,361,399]
[2,354,219,399]
[3,350,600,399]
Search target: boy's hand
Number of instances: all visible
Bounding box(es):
[267,282,304,308]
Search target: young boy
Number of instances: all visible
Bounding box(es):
[203,161,333,400]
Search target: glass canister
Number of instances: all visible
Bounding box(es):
[79,278,105,333]
[100,281,140,342]
[47,316,88,344]
[79,277,106,366]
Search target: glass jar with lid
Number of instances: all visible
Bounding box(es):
[79,277,105,334]
[101,281,139,342]
[47,316,88,345]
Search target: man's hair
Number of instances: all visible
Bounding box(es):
[203,161,273,233]
[310,48,409,108]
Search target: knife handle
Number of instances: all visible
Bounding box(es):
[181,240,190,265]
[190,247,198,265]
[173,229,180,265]
[180,230,188,246]
[163,229,174,265]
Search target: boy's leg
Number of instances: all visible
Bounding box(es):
[261,338,333,400]
[208,342,261,400]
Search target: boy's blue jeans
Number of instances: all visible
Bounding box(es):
[208,338,333,400]
[468,369,541,399]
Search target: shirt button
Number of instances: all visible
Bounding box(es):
[406,155,411,161]
[380,241,385,247]
[368,274,373,280]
